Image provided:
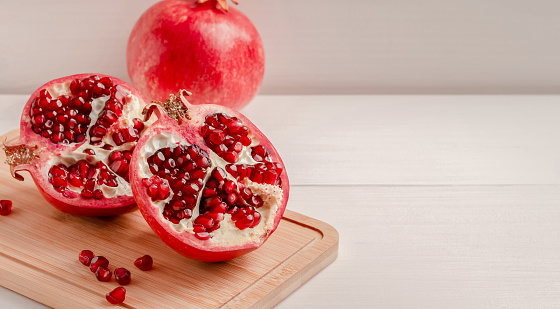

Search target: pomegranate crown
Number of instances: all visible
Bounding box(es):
[198,0,239,12]
[143,90,192,125]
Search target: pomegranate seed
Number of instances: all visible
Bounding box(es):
[171,199,186,211]
[240,135,251,146]
[194,214,214,230]
[81,189,93,199]
[90,256,109,272]
[227,193,238,205]
[251,211,262,227]
[90,125,107,137]
[177,208,193,219]
[0,200,12,216]
[211,202,228,213]
[106,287,126,305]
[132,118,144,131]
[203,187,217,197]
[96,266,112,282]
[93,189,104,200]
[240,187,253,201]
[114,268,131,285]
[209,129,225,144]
[193,224,206,233]
[134,255,153,271]
[236,214,254,230]
[212,167,226,182]
[83,149,95,155]
[78,250,94,266]
[182,182,200,194]
[184,194,197,207]
[224,180,236,193]
[207,211,225,222]
[157,182,170,200]
[249,195,264,207]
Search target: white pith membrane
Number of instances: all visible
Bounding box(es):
[41,81,155,198]
[138,132,284,247]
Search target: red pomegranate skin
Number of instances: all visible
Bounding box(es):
[130,92,288,262]
[127,0,265,110]
[4,74,149,217]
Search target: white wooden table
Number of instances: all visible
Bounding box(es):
[1,94,560,308]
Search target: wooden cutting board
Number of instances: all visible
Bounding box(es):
[0,130,338,308]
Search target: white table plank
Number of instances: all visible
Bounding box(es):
[279,185,560,309]
[244,95,560,185]
[4,95,560,185]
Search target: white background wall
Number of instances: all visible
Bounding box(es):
[1,0,560,95]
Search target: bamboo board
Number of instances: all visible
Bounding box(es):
[0,130,339,308]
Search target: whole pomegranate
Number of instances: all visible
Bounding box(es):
[130,90,288,262]
[3,74,153,216]
[127,0,264,110]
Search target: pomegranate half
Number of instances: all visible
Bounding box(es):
[127,0,264,110]
[3,74,153,216]
[130,90,288,262]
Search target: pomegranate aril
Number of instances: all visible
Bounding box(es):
[212,167,226,182]
[249,195,264,207]
[96,266,112,282]
[240,135,251,146]
[182,182,200,194]
[203,187,217,197]
[227,193,238,205]
[177,208,192,219]
[0,200,12,216]
[194,214,214,230]
[132,118,144,131]
[50,176,67,187]
[78,250,94,266]
[39,89,51,99]
[32,115,45,126]
[171,199,186,211]
[240,187,253,201]
[184,194,197,208]
[114,268,131,285]
[106,287,126,305]
[211,202,228,214]
[235,214,254,230]
[250,211,262,227]
[93,189,104,200]
[134,255,153,271]
[209,129,225,144]
[90,256,109,272]
[81,189,93,199]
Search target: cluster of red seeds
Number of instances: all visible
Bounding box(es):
[201,113,251,163]
[192,167,265,239]
[78,78,131,145]
[48,160,119,199]
[108,150,133,181]
[78,250,153,305]
[144,144,211,224]
[225,145,283,185]
[112,119,144,146]
[30,76,123,144]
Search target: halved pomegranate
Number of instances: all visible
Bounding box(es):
[130,90,289,262]
[3,74,153,216]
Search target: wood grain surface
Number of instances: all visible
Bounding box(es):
[0,129,338,308]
